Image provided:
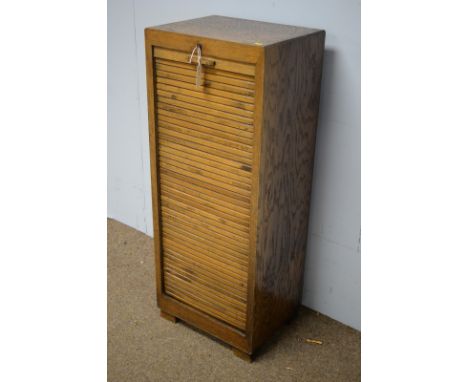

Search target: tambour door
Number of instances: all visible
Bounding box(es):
[152,43,258,331]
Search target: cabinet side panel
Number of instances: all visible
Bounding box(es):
[253,32,325,350]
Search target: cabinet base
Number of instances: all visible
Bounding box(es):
[232,347,253,362]
[160,310,179,323]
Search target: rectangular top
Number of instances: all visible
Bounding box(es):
[148,15,322,47]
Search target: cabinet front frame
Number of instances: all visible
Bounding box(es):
[145,28,265,353]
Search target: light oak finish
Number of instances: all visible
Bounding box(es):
[160,310,179,323]
[145,15,325,360]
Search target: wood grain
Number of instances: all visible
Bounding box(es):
[151,15,320,47]
[152,42,256,331]
[145,17,325,359]
[252,31,325,351]
[153,46,256,76]
[160,310,179,323]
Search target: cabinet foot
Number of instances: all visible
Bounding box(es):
[160,310,179,323]
[232,347,253,362]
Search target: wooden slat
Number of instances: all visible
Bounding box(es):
[161,182,250,221]
[156,60,255,92]
[162,214,249,257]
[160,153,251,192]
[162,204,249,246]
[164,249,247,291]
[156,81,254,111]
[157,102,253,131]
[158,130,252,166]
[159,150,252,190]
[164,268,247,314]
[158,142,252,180]
[154,45,255,332]
[164,271,247,313]
[164,233,247,276]
[158,107,253,141]
[155,56,255,81]
[158,136,252,174]
[153,47,256,76]
[165,264,247,304]
[161,196,250,235]
[162,223,248,268]
[160,174,251,215]
[164,283,246,325]
[164,285,246,329]
[160,161,251,198]
[161,197,250,239]
[160,150,251,190]
[163,261,247,302]
[157,95,253,125]
[164,249,247,292]
[161,210,250,252]
[158,113,252,146]
[155,71,255,100]
[162,242,247,286]
[158,120,253,157]
[161,207,250,246]
[162,236,247,279]
[165,274,247,317]
[156,88,254,119]
[160,168,251,206]
[161,194,249,237]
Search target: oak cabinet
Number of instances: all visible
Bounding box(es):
[145,15,325,361]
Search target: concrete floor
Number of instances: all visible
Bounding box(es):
[108,218,360,381]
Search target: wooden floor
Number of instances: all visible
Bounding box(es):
[108,218,361,381]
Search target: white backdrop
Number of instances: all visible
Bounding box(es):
[108,0,361,330]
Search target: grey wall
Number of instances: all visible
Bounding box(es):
[108,0,361,330]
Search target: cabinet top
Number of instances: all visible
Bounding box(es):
[147,15,323,46]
